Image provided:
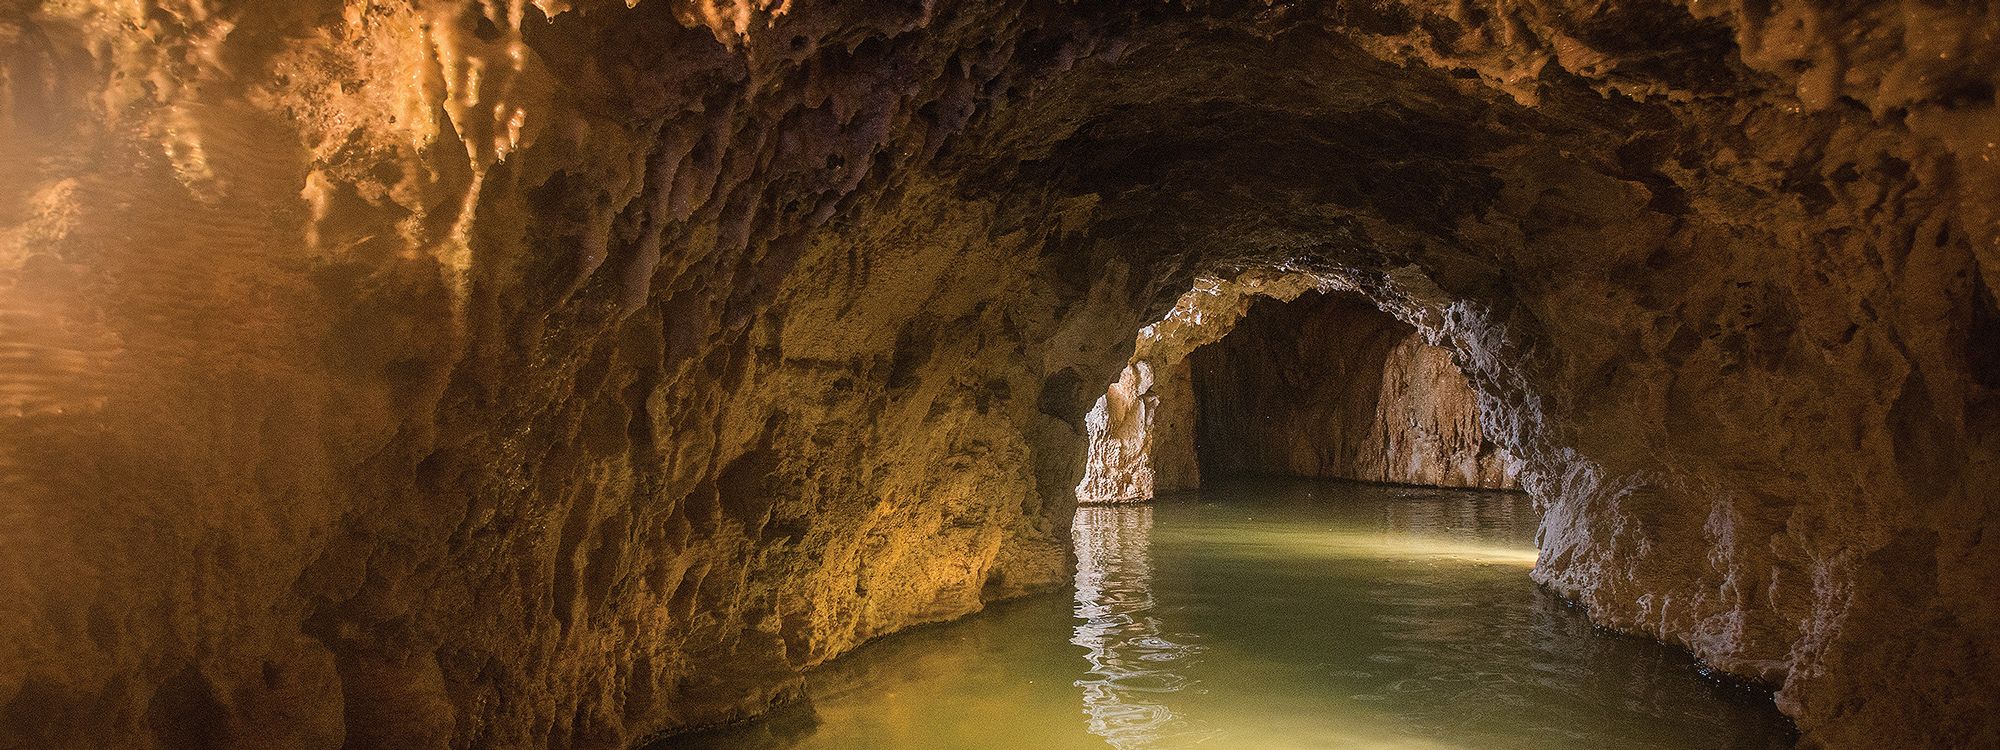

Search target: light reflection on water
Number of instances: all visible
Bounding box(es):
[1071,505,1218,747]
[656,479,1796,750]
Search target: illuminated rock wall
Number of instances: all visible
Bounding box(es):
[1077,281,1514,501]
[2,0,1995,747]
[1191,292,1519,489]
[1074,274,1320,502]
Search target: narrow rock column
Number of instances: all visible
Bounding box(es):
[1076,362,1157,502]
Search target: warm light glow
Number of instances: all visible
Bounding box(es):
[1069,503,1513,750]
[1071,505,1212,747]
[1283,529,1541,568]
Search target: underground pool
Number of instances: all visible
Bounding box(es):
[662,479,1797,749]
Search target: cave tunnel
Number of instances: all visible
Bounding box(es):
[1077,279,1521,505]
[1,0,1997,748]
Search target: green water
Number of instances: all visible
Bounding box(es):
[664,479,1797,749]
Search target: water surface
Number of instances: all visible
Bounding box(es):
[666,479,1796,749]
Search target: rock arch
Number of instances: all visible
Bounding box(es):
[1,1,1995,748]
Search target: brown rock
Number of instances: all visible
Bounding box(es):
[0,0,1994,748]
[1074,273,1323,502]
[1189,291,1519,489]
[1076,277,1515,501]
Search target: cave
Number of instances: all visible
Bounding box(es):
[1076,278,1520,504]
[2,0,1997,748]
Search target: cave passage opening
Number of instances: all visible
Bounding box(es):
[663,277,1799,748]
[1074,275,1519,504]
[669,468,1797,750]
[1030,275,1800,748]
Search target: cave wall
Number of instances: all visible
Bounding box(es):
[1370,333,1519,488]
[1150,360,1202,494]
[1191,292,1519,489]
[1077,274,1513,500]
[2,0,1997,748]
[0,3,1116,747]
[1074,273,1321,502]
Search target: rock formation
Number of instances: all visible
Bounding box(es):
[1075,360,1158,503]
[1190,290,1520,489]
[1075,275,1513,501]
[1074,273,1321,502]
[2,0,1996,748]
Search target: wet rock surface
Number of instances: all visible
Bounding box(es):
[2,0,1996,748]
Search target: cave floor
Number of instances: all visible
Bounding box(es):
[660,479,1798,749]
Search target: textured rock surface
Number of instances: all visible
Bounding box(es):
[1075,274,1510,500]
[1,0,1997,748]
[1076,361,1158,503]
[1075,273,1320,502]
[1191,291,1520,489]
[1148,359,1203,495]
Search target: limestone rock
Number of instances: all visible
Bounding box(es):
[1076,276,1515,501]
[0,0,1995,747]
[1190,291,1519,489]
[1074,273,1322,502]
[1076,361,1158,503]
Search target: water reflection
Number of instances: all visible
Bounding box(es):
[1070,505,1216,748]
[656,479,1797,750]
